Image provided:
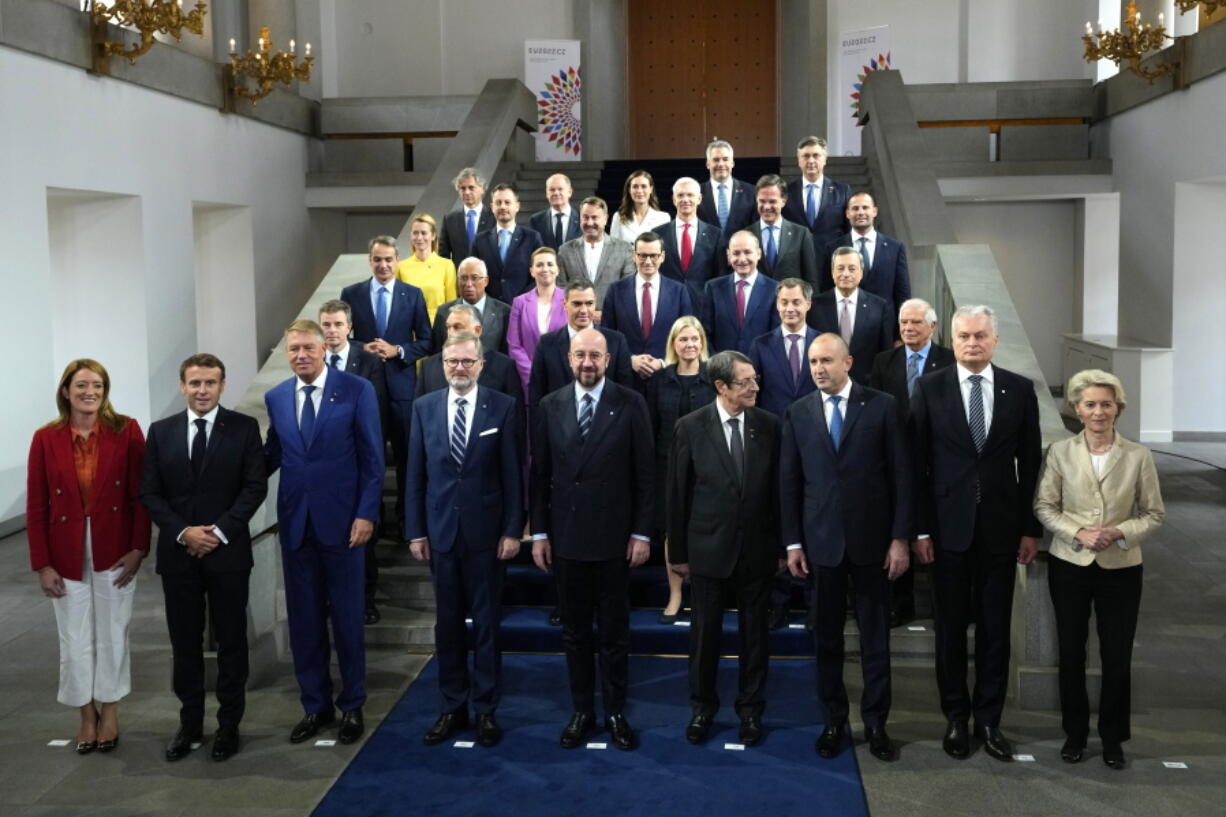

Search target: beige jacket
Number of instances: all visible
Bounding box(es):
[1034,431,1165,568]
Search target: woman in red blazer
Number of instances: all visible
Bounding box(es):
[26,359,150,754]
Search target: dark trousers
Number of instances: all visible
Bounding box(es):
[1048,558,1143,745]
[688,560,771,719]
[161,567,250,730]
[282,522,367,714]
[812,555,892,729]
[891,562,916,616]
[431,539,505,716]
[387,399,413,526]
[932,520,1017,726]
[554,556,630,717]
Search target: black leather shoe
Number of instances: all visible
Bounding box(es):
[476,714,501,748]
[211,726,240,761]
[75,740,97,755]
[97,735,120,753]
[739,715,763,747]
[338,709,365,745]
[606,714,636,751]
[685,711,714,745]
[767,606,789,631]
[1102,743,1126,770]
[975,724,1014,762]
[943,720,970,759]
[290,710,336,743]
[424,711,469,745]
[364,600,381,626]
[165,727,202,761]
[816,723,845,758]
[559,711,595,749]
[549,608,562,626]
[890,604,915,628]
[866,726,897,761]
[1060,738,1086,764]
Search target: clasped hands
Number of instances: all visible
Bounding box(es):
[1073,526,1122,552]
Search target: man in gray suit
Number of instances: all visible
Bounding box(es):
[430,257,511,354]
[558,196,635,316]
[745,174,818,290]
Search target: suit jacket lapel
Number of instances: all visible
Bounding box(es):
[984,377,1010,448]
[309,375,343,448]
[576,384,614,466]
[841,384,868,446]
[943,368,977,452]
[704,404,742,490]
[51,426,85,510]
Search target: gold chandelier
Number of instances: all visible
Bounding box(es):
[225,26,314,107]
[86,0,208,72]
[1082,2,1174,82]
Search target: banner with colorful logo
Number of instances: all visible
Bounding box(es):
[525,40,582,161]
[837,26,891,157]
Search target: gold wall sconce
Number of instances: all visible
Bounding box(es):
[224,26,313,108]
[85,0,208,74]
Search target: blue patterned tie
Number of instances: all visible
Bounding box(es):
[805,184,817,227]
[764,226,778,269]
[375,285,388,337]
[906,352,920,398]
[466,209,477,248]
[299,385,316,447]
[450,397,468,469]
[578,393,594,437]
[717,184,729,230]
[858,236,871,274]
[498,229,510,263]
[828,395,843,452]
[968,375,986,452]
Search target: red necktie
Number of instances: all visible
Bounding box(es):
[736,279,749,327]
[640,281,653,338]
[680,223,693,271]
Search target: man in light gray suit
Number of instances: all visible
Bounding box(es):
[745,174,819,290]
[430,257,511,354]
[558,196,635,316]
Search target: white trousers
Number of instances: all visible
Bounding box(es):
[51,520,136,706]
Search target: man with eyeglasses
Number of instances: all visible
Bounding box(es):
[417,303,523,423]
[431,257,511,354]
[406,331,523,749]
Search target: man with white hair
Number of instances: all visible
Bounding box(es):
[657,176,724,304]
[696,138,755,235]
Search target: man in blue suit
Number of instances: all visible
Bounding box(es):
[748,277,819,418]
[473,184,544,303]
[600,231,694,389]
[781,333,912,763]
[657,177,724,305]
[340,235,433,532]
[406,331,523,749]
[782,136,852,253]
[809,247,893,385]
[746,175,819,289]
[823,193,911,335]
[701,231,780,355]
[696,139,756,235]
[529,173,582,250]
[264,319,384,747]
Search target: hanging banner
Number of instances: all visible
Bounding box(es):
[525,40,582,161]
[837,26,891,157]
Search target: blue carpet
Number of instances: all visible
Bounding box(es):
[313,654,869,817]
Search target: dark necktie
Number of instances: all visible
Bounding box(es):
[190,418,207,475]
[640,281,653,338]
[906,352,920,398]
[858,236,871,274]
[736,279,749,327]
[805,183,817,227]
[728,417,744,487]
[450,397,468,469]
[555,212,565,247]
[578,393,594,437]
[828,395,843,452]
[788,333,801,386]
[330,353,340,370]
[299,385,316,446]
[764,226,778,269]
[968,374,986,452]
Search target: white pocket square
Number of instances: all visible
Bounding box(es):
[479,427,499,437]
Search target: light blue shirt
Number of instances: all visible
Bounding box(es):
[907,341,932,373]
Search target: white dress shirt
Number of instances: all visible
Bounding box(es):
[852,227,878,269]
[956,362,995,434]
[446,385,479,444]
[674,217,700,250]
[295,366,328,426]
[836,287,860,337]
[583,238,605,282]
[709,180,731,214]
[327,343,350,372]
[611,208,670,243]
[714,399,746,467]
[180,404,228,544]
[635,273,659,327]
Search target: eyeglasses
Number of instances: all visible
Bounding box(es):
[728,376,761,389]
[569,351,608,362]
[634,252,662,261]
[443,358,480,369]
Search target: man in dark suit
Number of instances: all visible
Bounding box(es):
[557,196,636,312]
[430,257,511,354]
[668,350,780,748]
[781,334,913,763]
[264,319,384,747]
[782,135,852,252]
[340,235,433,531]
[438,167,495,262]
[910,304,1042,763]
[658,177,725,305]
[696,139,756,235]
[473,184,544,303]
[823,193,910,333]
[746,174,819,288]
[701,231,779,355]
[319,299,388,626]
[406,332,523,749]
[417,302,523,418]
[601,231,694,388]
[531,327,654,751]
[140,353,267,762]
[529,173,582,250]
[527,281,635,410]
[870,298,955,626]
[810,247,892,385]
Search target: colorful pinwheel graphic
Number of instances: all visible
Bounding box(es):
[849,52,892,121]
[537,66,582,156]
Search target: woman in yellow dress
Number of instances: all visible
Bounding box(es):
[397,213,457,322]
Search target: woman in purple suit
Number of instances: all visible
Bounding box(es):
[507,247,568,395]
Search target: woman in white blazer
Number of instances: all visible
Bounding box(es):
[1034,369,1164,770]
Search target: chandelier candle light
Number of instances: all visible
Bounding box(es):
[226,26,314,107]
[85,0,208,73]
[1082,1,1175,82]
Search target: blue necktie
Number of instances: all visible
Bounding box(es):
[805,184,817,227]
[858,236,871,274]
[717,184,729,230]
[906,352,920,398]
[450,397,468,469]
[828,395,843,452]
[578,393,594,437]
[299,385,316,447]
[466,209,477,248]
[375,285,389,337]
[764,226,778,269]
[498,229,510,263]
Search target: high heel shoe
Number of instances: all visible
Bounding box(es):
[75,740,97,755]
[97,735,120,753]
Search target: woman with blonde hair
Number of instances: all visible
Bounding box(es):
[26,359,150,754]
[1034,369,1164,770]
[398,213,458,322]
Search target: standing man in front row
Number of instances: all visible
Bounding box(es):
[531,328,654,751]
[781,334,912,763]
[265,319,384,746]
[141,354,267,762]
[668,351,779,748]
[406,331,523,749]
[910,304,1041,762]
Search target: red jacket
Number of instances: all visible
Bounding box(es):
[26,419,151,581]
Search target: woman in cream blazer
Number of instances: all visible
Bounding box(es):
[1034,369,1164,770]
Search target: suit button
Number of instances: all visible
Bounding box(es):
[55,489,62,495]
[59,515,67,522]
[114,480,121,486]
[112,506,119,512]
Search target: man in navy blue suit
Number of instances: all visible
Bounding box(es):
[340,235,433,532]
[748,277,818,418]
[782,136,852,253]
[701,231,779,355]
[601,231,694,389]
[809,247,892,385]
[406,331,523,749]
[264,319,384,747]
[473,184,544,303]
[781,333,912,763]
[823,193,910,334]
[529,173,581,250]
[657,177,724,305]
[696,139,756,235]
[438,167,494,262]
